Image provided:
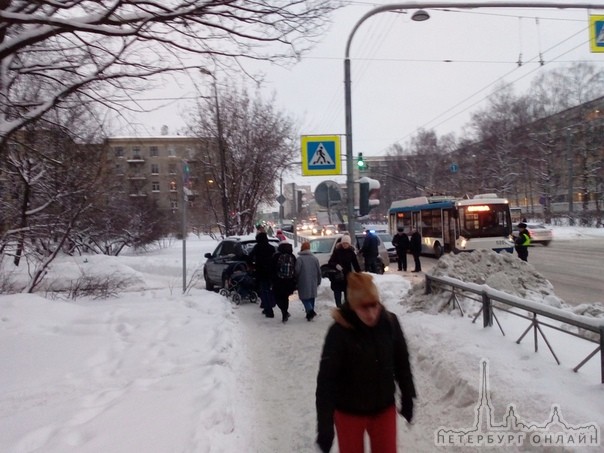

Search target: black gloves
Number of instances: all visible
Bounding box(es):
[400,396,414,423]
[316,431,333,453]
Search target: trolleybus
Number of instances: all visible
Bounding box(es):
[388,194,514,256]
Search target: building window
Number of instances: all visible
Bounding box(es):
[170,181,177,191]
[171,200,178,209]
[168,147,176,157]
[149,146,159,157]
[132,146,142,159]
[168,164,176,174]
[114,146,124,158]
[152,181,160,192]
[151,163,159,174]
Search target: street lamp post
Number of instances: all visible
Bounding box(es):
[343,2,599,236]
[278,161,302,227]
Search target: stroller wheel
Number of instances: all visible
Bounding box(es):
[218,288,229,298]
[249,291,258,304]
[231,293,242,305]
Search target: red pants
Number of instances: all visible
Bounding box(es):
[334,404,397,453]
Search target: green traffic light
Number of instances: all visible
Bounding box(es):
[357,152,365,168]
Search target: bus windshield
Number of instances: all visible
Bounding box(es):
[458,203,511,238]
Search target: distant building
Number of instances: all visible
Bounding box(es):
[105,135,219,229]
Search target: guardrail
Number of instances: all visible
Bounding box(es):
[424,274,604,384]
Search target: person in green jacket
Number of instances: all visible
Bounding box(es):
[515,222,531,262]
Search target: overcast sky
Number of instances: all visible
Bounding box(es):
[111,1,604,189]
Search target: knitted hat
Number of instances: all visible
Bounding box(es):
[341,234,352,245]
[301,241,310,251]
[518,222,527,229]
[346,272,380,310]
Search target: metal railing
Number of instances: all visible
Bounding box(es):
[424,274,604,383]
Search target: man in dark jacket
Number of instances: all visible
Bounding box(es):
[249,232,277,317]
[360,229,379,273]
[409,228,422,273]
[271,241,296,323]
[392,226,410,271]
[316,272,416,453]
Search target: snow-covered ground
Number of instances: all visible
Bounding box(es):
[1,227,603,452]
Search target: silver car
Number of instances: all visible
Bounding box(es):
[309,233,390,276]
[512,223,553,246]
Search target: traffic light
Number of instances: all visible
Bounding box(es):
[357,153,367,172]
[359,176,380,216]
[297,190,304,213]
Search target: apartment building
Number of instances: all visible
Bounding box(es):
[106,134,214,217]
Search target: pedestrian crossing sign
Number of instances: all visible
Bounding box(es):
[301,135,341,176]
[589,15,604,53]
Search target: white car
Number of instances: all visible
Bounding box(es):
[308,233,390,275]
[512,223,553,246]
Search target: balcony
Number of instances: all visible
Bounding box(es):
[129,192,148,198]
[127,155,145,163]
[127,173,147,180]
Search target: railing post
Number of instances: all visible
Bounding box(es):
[600,326,604,384]
[425,275,432,295]
[482,291,492,328]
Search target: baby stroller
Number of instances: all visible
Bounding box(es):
[219,261,258,305]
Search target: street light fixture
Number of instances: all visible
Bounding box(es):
[343,2,599,236]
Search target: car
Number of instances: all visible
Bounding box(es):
[512,223,553,246]
[203,236,279,291]
[308,233,390,276]
[377,232,397,262]
[278,223,294,233]
[322,224,338,236]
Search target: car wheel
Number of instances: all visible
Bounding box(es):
[433,242,443,258]
[204,269,215,291]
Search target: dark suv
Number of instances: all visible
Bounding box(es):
[203,236,279,291]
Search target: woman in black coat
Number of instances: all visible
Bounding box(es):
[316,272,416,453]
[327,234,361,307]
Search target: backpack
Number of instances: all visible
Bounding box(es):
[276,253,296,280]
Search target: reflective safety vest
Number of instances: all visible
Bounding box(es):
[520,232,531,246]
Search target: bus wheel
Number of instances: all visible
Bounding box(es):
[433,243,443,258]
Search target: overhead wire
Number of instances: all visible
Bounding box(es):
[379,9,597,153]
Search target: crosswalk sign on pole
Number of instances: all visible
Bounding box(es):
[301,135,341,176]
[589,15,604,53]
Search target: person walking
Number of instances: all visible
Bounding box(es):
[327,235,361,308]
[515,222,531,262]
[316,272,416,453]
[249,232,276,317]
[392,226,410,271]
[275,229,287,242]
[409,228,422,273]
[295,241,322,321]
[271,240,297,323]
[360,229,379,273]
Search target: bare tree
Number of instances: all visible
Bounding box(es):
[188,85,297,234]
[0,0,341,147]
[528,62,604,118]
